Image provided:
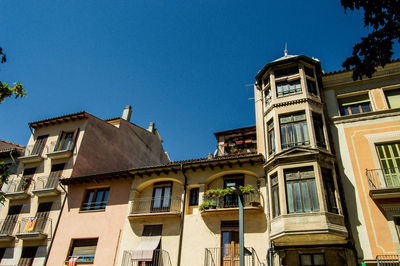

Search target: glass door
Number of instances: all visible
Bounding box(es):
[221,231,239,266]
[376,143,400,188]
[151,183,172,212]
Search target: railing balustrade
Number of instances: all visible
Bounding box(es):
[130,196,181,215]
[7,177,26,193]
[203,190,261,210]
[33,176,61,191]
[17,217,52,237]
[121,249,172,266]
[47,140,74,153]
[0,219,19,236]
[377,255,400,266]
[367,168,400,189]
[204,247,261,266]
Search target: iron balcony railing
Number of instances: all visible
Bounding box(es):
[377,255,400,266]
[0,219,19,236]
[17,217,52,237]
[203,190,262,209]
[204,247,261,266]
[47,140,74,153]
[21,144,44,157]
[366,168,400,189]
[7,176,28,193]
[130,196,181,215]
[121,249,172,266]
[33,176,61,191]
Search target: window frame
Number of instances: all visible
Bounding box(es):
[271,173,280,218]
[306,79,318,96]
[299,253,326,266]
[276,79,302,97]
[81,187,110,211]
[280,113,310,149]
[68,238,98,263]
[55,128,80,152]
[385,88,400,109]
[31,135,48,156]
[151,182,173,212]
[189,187,199,206]
[312,112,326,149]
[321,168,338,214]
[267,119,275,155]
[338,94,372,116]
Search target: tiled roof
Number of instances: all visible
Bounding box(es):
[0,139,24,153]
[29,111,87,128]
[322,58,400,76]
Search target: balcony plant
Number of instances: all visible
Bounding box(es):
[22,176,33,191]
[199,201,210,211]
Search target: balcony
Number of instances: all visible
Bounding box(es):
[32,176,61,197]
[220,139,257,156]
[204,247,261,266]
[121,249,172,266]
[17,145,44,164]
[16,217,52,240]
[4,178,30,200]
[366,168,400,199]
[128,196,181,219]
[0,219,18,243]
[46,141,73,160]
[376,255,400,266]
[200,189,263,216]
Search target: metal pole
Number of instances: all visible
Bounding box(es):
[239,193,244,266]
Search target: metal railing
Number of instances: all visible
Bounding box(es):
[130,196,182,215]
[67,256,95,263]
[21,144,44,157]
[7,177,27,193]
[0,219,19,236]
[47,140,74,153]
[81,200,109,211]
[17,217,52,237]
[367,168,400,189]
[204,247,261,266]
[33,176,61,191]
[203,191,262,209]
[121,249,172,266]
[377,255,400,265]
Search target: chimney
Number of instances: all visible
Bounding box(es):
[208,153,214,160]
[122,105,132,121]
[148,122,155,133]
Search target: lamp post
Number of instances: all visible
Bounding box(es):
[230,185,244,266]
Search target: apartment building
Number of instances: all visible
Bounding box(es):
[0,140,24,193]
[322,60,400,265]
[254,52,356,265]
[0,106,168,266]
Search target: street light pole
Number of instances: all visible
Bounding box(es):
[238,191,244,266]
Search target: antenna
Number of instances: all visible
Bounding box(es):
[284,43,288,56]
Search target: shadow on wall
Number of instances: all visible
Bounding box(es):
[129,219,181,237]
[202,212,268,234]
[330,125,363,258]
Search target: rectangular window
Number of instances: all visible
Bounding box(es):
[151,182,172,212]
[34,202,52,233]
[395,217,400,241]
[267,120,275,155]
[285,167,319,213]
[304,66,315,78]
[68,238,98,263]
[18,167,36,191]
[143,225,163,236]
[265,88,272,105]
[189,187,199,206]
[276,80,302,97]
[0,205,22,235]
[385,88,400,109]
[338,94,371,116]
[271,174,280,218]
[322,168,338,214]
[31,135,48,156]
[307,79,318,96]
[18,246,38,266]
[81,187,110,211]
[280,113,309,149]
[274,66,299,79]
[312,113,326,149]
[55,129,79,152]
[376,142,400,188]
[224,175,244,208]
[300,254,325,266]
[263,77,270,88]
[46,163,64,189]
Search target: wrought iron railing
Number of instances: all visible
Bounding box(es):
[17,217,52,237]
[202,190,262,210]
[0,219,19,236]
[204,247,261,266]
[130,196,181,215]
[7,176,28,193]
[377,255,400,265]
[121,249,172,266]
[33,176,61,191]
[47,140,74,153]
[366,168,400,189]
[21,144,44,157]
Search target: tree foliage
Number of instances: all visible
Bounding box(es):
[341,0,400,80]
[0,162,9,204]
[0,47,26,103]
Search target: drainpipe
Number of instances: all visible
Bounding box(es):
[43,181,68,266]
[177,163,188,266]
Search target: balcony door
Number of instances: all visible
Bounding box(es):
[223,176,244,208]
[376,142,400,188]
[46,164,64,189]
[151,182,172,213]
[221,231,239,266]
[33,202,52,233]
[0,205,22,235]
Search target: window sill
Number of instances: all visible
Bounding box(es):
[79,209,106,214]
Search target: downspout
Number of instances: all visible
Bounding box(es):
[177,163,188,266]
[43,181,68,266]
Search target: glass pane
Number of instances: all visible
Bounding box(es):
[94,190,104,210]
[280,126,287,148]
[85,191,94,210]
[300,255,312,266]
[153,188,162,208]
[273,188,279,217]
[162,187,171,208]
[386,89,400,109]
[294,183,303,212]
[283,84,289,95]
[294,123,302,145]
[287,124,294,146]
[301,182,311,212]
[313,254,325,265]
[350,105,360,115]
[286,184,294,213]
[302,122,309,144]
[62,132,74,150]
[310,180,319,211]
[102,189,109,209]
[361,102,371,113]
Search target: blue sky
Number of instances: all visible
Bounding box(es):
[1,0,399,161]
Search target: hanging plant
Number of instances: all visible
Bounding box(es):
[22,176,33,191]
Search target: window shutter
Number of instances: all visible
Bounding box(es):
[71,128,80,151]
[386,89,400,109]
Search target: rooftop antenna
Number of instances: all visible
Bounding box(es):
[284,43,288,56]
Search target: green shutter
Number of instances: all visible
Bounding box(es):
[376,143,400,187]
[386,89,400,109]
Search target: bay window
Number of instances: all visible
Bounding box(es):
[280,113,309,149]
[267,120,275,155]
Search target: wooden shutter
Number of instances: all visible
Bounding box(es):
[54,131,64,151]
[18,246,37,266]
[47,164,64,188]
[0,205,22,235]
[31,135,48,155]
[34,202,52,232]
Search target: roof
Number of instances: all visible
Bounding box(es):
[255,54,321,81]
[61,153,264,185]
[0,139,24,153]
[214,125,256,137]
[29,111,88,128]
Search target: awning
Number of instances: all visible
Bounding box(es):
[131,236,161,261]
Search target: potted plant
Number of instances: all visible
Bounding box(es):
[199,201,210,211]
[22,176,33,191]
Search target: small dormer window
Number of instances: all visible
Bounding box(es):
[276,80,301,97]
